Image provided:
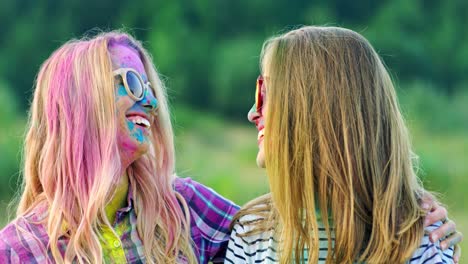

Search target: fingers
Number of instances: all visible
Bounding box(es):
[430,220,456,243]
[454,244,461,264]
[438,229,462,263]
[424,205,448,227]
[440,229,463,249]
[441,231,463,250]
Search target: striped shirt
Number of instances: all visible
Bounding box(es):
[0,177,239,263]
[225,214,454,264]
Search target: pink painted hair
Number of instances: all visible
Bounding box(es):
[17,31,196,263]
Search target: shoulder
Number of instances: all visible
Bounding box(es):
[174,177,236,204]
[0,208,50,263]
[174,177,239,232]
[227,212,278,264]
[0,217,43,263]
[174,177,240,218]
[174,177,240,262]
[174,178,239,233]
[407,221,454,264]
[231,213,276,243]
[0,222,17,262]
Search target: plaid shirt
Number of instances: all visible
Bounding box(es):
[0,177,239,263]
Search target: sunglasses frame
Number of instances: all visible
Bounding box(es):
[113,68,155,102]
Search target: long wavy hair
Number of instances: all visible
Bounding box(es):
[235,26,427,263]
[16,31,196,263]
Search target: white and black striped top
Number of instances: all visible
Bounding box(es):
[225,214,454,264]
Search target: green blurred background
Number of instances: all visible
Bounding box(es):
[0,0,467,254]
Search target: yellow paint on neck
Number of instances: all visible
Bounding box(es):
[105,171,129,225]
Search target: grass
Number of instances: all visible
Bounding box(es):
[172,104,269,205]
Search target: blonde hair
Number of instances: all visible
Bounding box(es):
[235,26,427,263]
[17,31,196,263]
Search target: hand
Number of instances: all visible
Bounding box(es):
[421,194,463,263]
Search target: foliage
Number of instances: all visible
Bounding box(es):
[1,0,467,114]
[0,83,24,202]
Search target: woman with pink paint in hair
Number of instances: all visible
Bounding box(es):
[0,32,238,263]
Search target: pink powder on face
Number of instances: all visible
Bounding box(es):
[108,43,146,74]
[110,42,153,168]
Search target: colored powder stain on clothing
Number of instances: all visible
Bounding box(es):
[0,177,240,263]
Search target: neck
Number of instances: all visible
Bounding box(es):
[105,170,129,225]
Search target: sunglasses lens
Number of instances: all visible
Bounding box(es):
[126,71,144,99]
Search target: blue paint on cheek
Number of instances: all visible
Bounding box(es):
[126,120,146,143]
[117,85,128,97]
[132,129,145,143]
[126,120,135,130]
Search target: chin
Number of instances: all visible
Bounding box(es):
[132,137,151,155]
[118,136,150,167]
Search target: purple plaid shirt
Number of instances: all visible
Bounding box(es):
[0,177,239,263]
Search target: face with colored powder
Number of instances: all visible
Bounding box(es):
[109,43,158,168]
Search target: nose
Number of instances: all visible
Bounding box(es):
[139,88,158,112]
[247,104,260,124]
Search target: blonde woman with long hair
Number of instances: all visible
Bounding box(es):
[226,26,462,263]
[0,31,238,263]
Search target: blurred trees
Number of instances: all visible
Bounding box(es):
[1,0,467,115]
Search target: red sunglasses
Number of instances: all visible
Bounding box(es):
[255,75,265,113]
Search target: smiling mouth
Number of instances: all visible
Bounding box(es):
[257,129,265,144]
[127,115,151,129]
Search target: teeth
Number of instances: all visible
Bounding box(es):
[258,129,264,140]
[140,118,150,127]
[129,116,151,128]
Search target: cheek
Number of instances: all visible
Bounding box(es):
[126,120,145,143]
[115,111,146,145]
[116,85,127,97]
[257,142,266,168]
[116,118,148,155]
[115,95,139,143]
[115,86,132,115]
[260,103,267,119]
